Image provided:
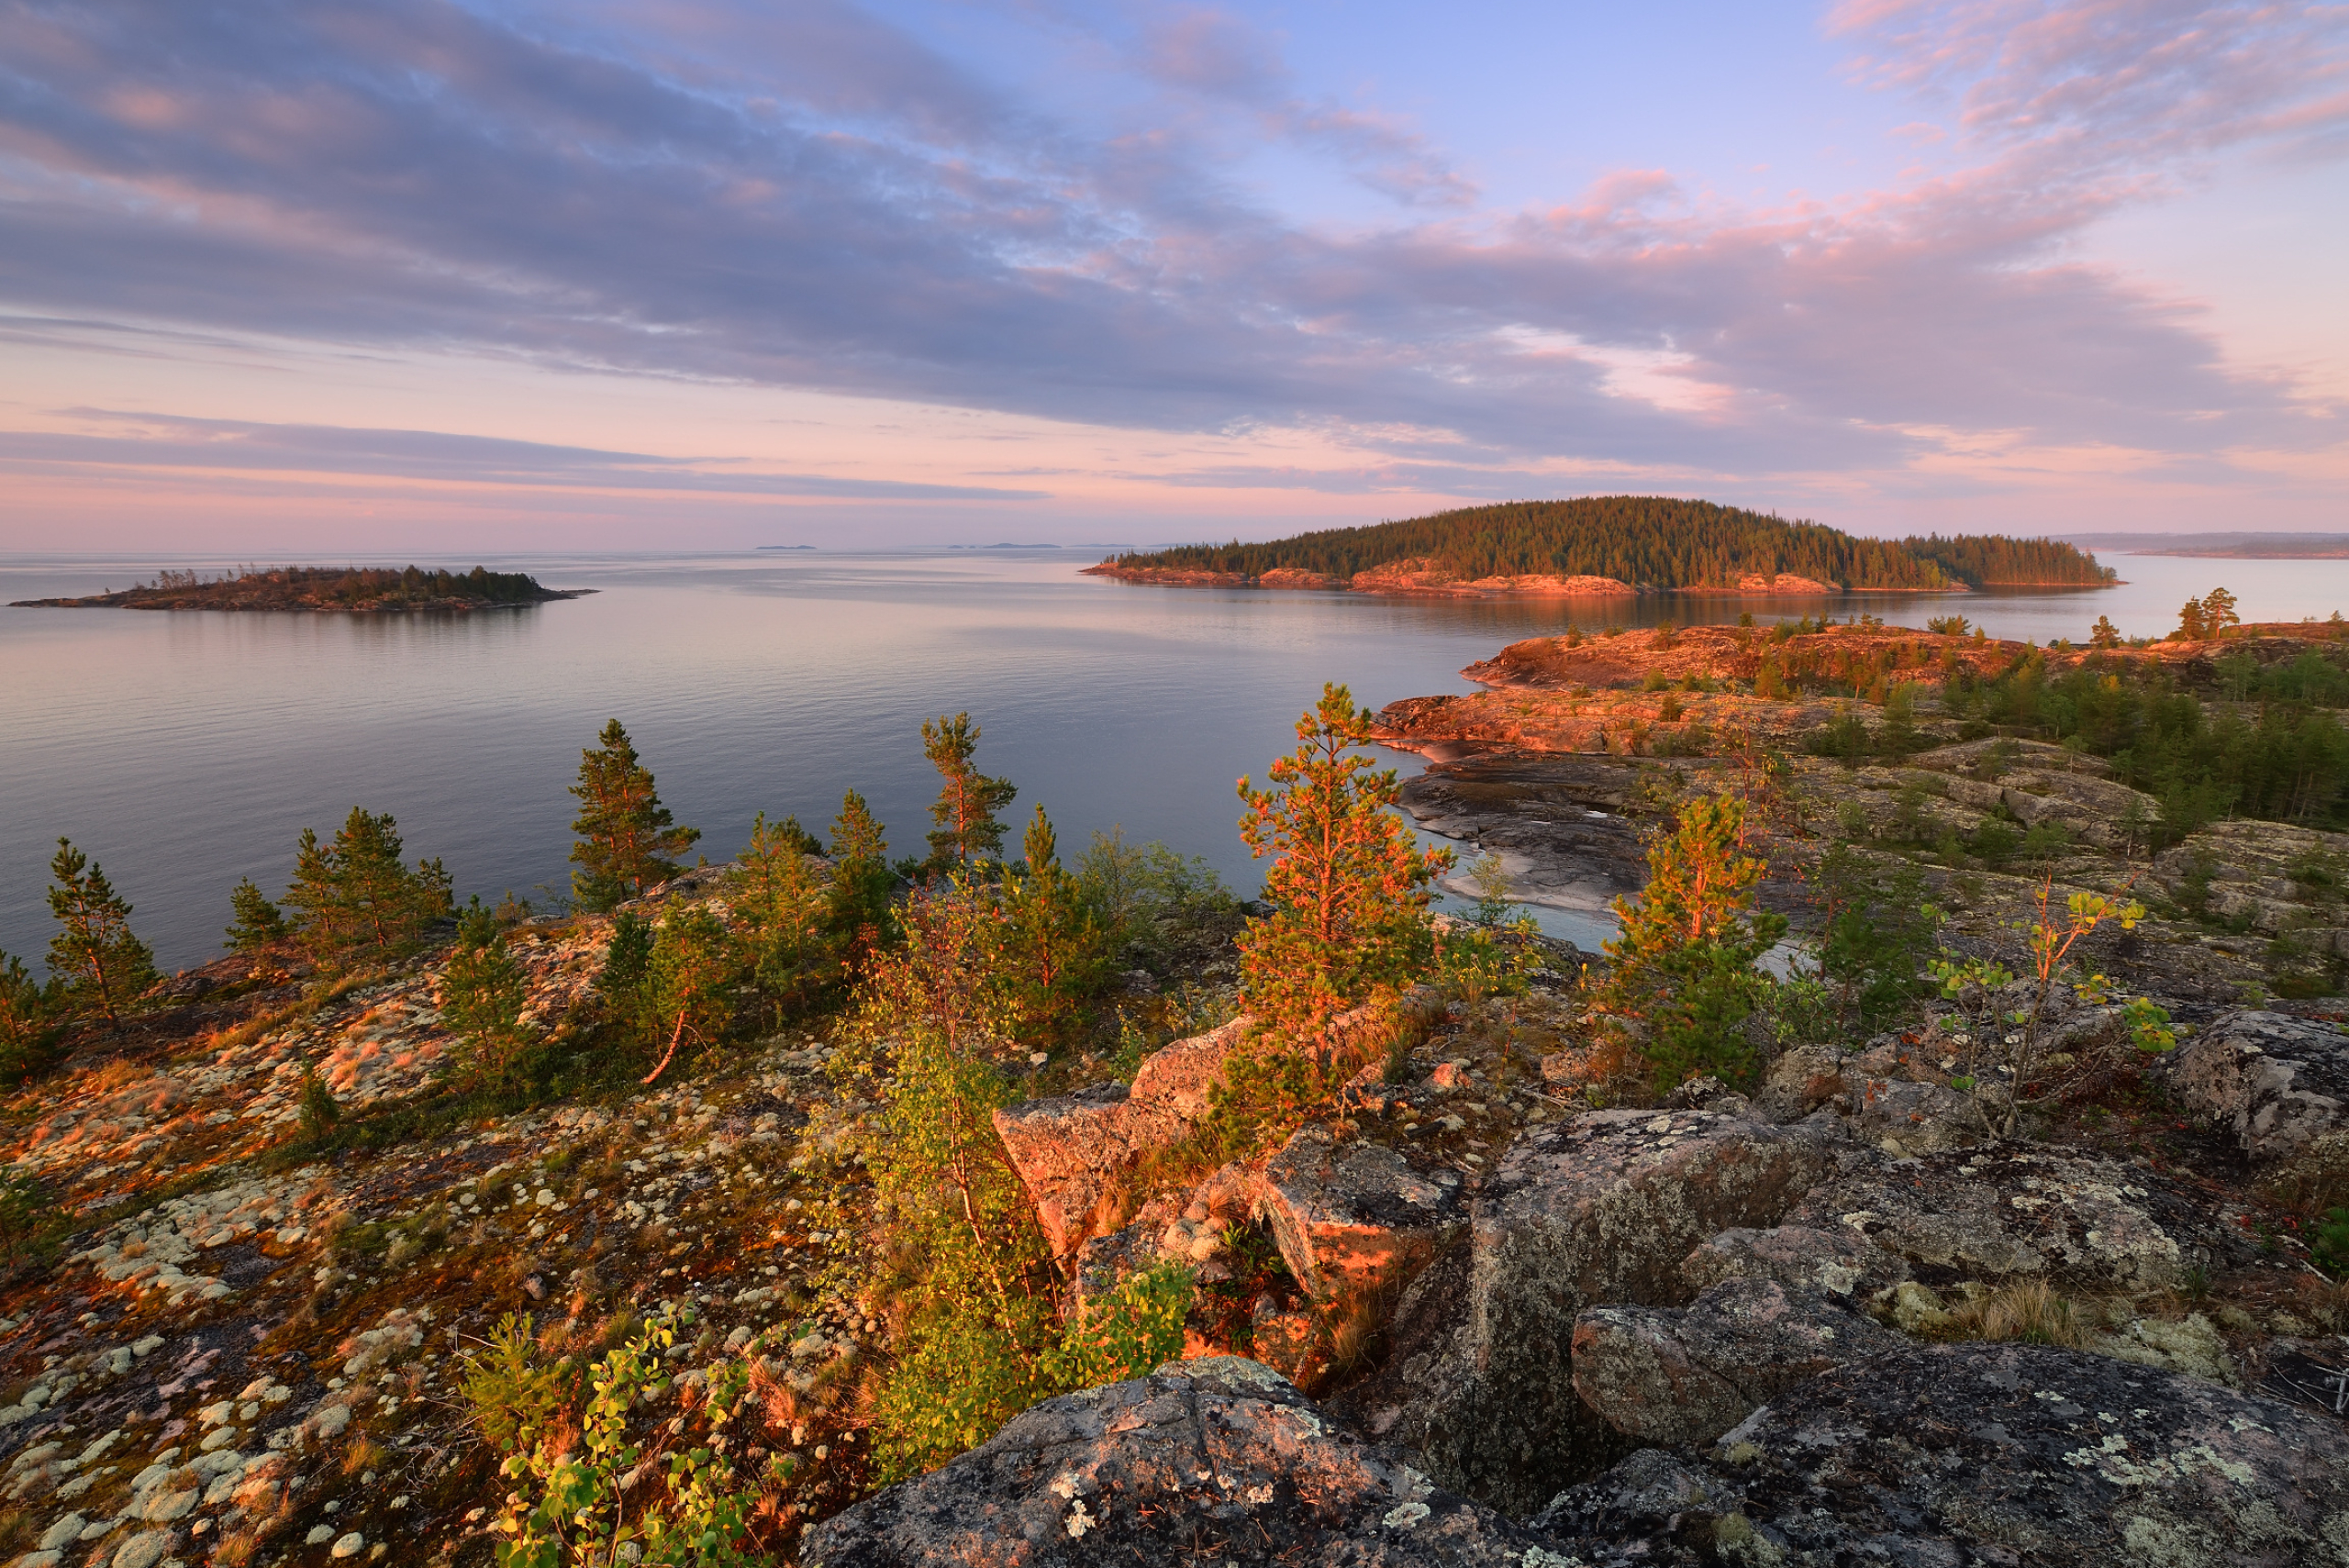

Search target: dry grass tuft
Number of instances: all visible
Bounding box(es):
[1943,1280,2083,1348]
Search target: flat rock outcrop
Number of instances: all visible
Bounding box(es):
[801,1357,1542,1567]
[1536,1343,2349,1566]
[1571,1278,1906,1447]
[1353,1107,1841,1517]
[1786,1144,2254,1296]
[2159,1008,2349,1163]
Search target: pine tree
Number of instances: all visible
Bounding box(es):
[46,839,159,1030]
[2174,597,2211,641]
[225,877,289,951]
[992,807,1112,1052]
[730,812,837,1020]
[640,906,739,1083]
[2090,616,2122,651]
[441,904,536,1086]
[569,720,700,910]
[2201,586,2241,637]
[1594,793,1787,1092]
[1236,684,1453,1044]
[920,713,1019,873]
[828,790,896,963]
[284,809,452,966]
[1,951,55,1083]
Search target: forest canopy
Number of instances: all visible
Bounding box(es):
[1104,497,2116,591]
[14,563,576,612]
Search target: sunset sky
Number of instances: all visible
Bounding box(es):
[1,0,2343,552]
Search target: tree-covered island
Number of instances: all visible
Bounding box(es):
[12,563,585,612]
[1089,495,2118,595]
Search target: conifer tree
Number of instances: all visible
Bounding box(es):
[920,713,1018,873]
[2090,616,2122,651]
[225,877,289,951]
[640,906,738,1083]
[730,812,836,1019]
[992,807,1112,1051]
[2174,597,2210,641]
[569,720,700,910]
[441,903,535,1085]
[828,790,895,962]
[2201,586,2240,637]
[1593,793,1787,1092]
[46,839,158,1030]
[1,951,55,1083]
[1236,684,1453,1043]
[284,809,452,966]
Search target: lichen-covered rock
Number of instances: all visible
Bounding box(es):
[800,1357,1543,1566]
[1362,1108,1840,1518]
[2157,1009,2349,1164]
[1679,1224,1909,1302]
[1786,1144,2250,1296]
[1254,1127,1466,1297]
[1572,1278,1905,1446]
[1537,1343,2349,1567]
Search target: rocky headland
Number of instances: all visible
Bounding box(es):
[13,567,583,614]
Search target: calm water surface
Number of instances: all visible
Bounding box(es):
[6,549,2347,971]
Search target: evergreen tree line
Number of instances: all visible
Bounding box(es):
[118,563,551,606]
[1108,497,2113,590]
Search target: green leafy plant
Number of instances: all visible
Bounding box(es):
[488,1307,771,1567]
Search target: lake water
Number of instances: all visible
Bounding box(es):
[6,547,2347,973]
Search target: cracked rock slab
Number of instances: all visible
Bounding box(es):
[801,1357,1541,1566]
[1254,1127,1467,1298]
[1362,1108,1840,1518]
[2157,1008,2349,1164]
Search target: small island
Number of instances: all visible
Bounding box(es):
[12,563,588,612]
[1087,496,2119,596]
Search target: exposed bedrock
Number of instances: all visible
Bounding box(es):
[1570,1277,1907,1447]
[2157,1007,2349,1164]
[1338,1107,1841,1518]
[800,1357,1545,1567]
[1534,1342,2349,1567]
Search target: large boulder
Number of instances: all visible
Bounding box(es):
[800,1357,1543,1567]
[1571,1277,1905,1446]
[1350,1107,1841,1518]
[1784,1144,2256,1296]
[1679,1223,1909,1303]
[1535,1343,2349,1566]
[2157,1008,2349,1164]
[1253,1128,1467,1298]
[992,1017,1253,1256]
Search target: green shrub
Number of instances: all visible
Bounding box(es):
[442,905,540,1086]
[1595,792,1787,1093]
[461,1313,583,1454]
[487,1307,771,1567]
[0,953,57,1084]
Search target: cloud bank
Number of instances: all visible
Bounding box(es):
[0,0,2342,535]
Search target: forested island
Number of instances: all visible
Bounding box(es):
[12,563,584,612]
[1088,496,2119,595]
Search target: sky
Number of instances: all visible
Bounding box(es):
[0,0,2343,553]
